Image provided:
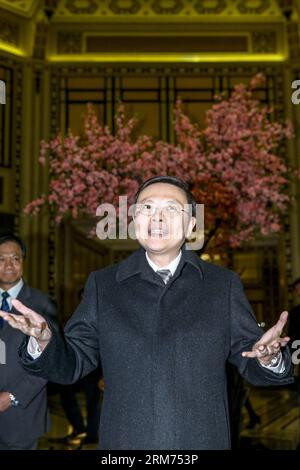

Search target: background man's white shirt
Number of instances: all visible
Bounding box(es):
[0,278,24,310]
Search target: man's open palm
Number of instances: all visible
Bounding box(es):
[242,311,290,366]
[0,299,52,349]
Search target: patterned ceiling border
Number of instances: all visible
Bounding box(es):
[51,0,282,18]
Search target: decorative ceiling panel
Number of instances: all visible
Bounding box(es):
[51,0,283,21]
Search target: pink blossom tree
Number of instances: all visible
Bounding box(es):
[24,74,298,255]
[172,74,296,253]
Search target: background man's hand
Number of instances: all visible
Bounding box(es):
[0,392,12,412]
[0,299,52,351]
[241,311,290,366]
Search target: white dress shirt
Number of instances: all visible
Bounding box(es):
[27,250,285,372]
[146,250,182,276]
[0,278,24,310]
[0,278,42,360]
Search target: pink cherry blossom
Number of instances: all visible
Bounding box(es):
[24,74,299,255]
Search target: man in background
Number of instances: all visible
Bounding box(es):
[0,234,56,450]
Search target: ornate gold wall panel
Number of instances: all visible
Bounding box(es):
[0,54,22,226]
[0,65,12,169]
[287,65,300,299]
[55,64,278,141]
[49,23,286,62]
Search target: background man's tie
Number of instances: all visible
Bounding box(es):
[0,292,10,328]
[156,269,172,284]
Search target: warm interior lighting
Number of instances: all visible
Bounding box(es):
[47,53,286,63]
[0,42,26,57]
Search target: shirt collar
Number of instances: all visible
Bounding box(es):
[145,250,182,276]
[0,278,24,298]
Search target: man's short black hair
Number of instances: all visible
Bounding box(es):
[134,175,197,216]
[0,233,26,258]
[292,277,300,289]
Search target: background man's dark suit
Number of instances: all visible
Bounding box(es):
[288,304,300,347]
[0,283,56,449]
[288,301,300,404]
[20,247,293,450]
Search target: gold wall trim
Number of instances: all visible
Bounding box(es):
[47,53,286,63]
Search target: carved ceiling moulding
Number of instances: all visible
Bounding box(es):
[65,0,98,14]
[54,0,279,17]
[237,0,270,14]
[151,0,183,15]
[109,0,142,15]
[194,0,226,15]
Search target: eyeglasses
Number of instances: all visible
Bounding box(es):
[134,202,190,218]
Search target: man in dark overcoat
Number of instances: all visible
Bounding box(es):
[0,176,293,449]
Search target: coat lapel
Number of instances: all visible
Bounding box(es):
[116,247,162,286]
[11,283,31,315]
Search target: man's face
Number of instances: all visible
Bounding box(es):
[134,183,196,256]
[0,241,24,289]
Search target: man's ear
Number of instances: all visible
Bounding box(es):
[185,216,196,238]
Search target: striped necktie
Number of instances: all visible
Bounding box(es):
[0,292,10,328]
[156,269,172,284]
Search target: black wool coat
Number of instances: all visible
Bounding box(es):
[20,247,293,450]
[0,283,56,446]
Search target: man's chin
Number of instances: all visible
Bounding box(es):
[0,277,19,286]
[140,238,173,251]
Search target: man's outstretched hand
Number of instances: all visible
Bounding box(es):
[242,311,290,366]
[0,299,52,351]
